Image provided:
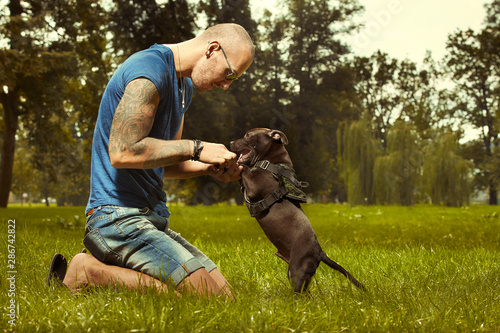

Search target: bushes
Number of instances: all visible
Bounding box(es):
[339,116,472,206]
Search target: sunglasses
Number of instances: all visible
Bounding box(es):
[220,45,239,81]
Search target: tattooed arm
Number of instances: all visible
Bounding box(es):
[108,78,239,176]
[162,116,244,182]
[108,78,191,169]
[160,103,243,182]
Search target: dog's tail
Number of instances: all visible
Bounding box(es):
[320,252,366,291]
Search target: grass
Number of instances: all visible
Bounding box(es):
[0,204,499,332]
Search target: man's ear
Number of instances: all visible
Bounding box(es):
[269,130,288,145]
[206,41,220,57]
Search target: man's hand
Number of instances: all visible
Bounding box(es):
[208,163,243,183]
[198,142,238,170]
[196,141,243,182]
[163,141,242,181]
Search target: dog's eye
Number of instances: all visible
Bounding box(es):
[245,133,250,138]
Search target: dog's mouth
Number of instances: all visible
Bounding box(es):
[237,149,252,165]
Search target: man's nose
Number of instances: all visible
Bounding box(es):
[220,80,231,90]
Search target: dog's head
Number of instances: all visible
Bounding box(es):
[230,128,290,167]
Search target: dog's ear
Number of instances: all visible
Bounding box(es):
[269,130,288,145]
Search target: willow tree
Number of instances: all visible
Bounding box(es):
[374,121,421,205]
[338,112,378,205]
[422,131,473,206]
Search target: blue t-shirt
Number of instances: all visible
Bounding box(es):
[86,44,193,218]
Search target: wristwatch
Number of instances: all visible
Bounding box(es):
[192,139,203,161]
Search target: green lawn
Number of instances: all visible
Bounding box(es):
[1,204,499,332]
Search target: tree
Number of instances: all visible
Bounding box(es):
[373,121,421,205]
[445,26,500,205]
[10,138,38,204]
[0,0,25,207]
[422,131,473,206]
[351,52,400,148]
[108,0,195,57]
[395,54,454,139]
[0,0,109,207]
[351,52,447,146]
[338,112,378,205]
[261,0,362,196]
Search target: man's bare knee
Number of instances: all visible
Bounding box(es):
[209,269,234,300]
[177,268,222,297]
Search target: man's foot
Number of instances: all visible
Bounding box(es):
[47,253,67,288]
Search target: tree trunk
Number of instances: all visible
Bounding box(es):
[489,181,498,205]
[0,92,19,207]
[0,0,23,207]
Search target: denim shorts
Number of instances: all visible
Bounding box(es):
[83,205,217,286]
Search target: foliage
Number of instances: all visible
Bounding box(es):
[0,204,499,331]
[108,0,196,57]
[444,16,500,204]
[374,121,421,205]
[351,52,401,147]
[1,0,499,206]
[422,131,473,206]
[0,0,109,206]
[278,0,363,194]
[338,112,378,205]
[351,52,449,146]
[341,118,473,207]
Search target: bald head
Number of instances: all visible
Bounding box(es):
[179,23,254,92]
[198,23,255,59]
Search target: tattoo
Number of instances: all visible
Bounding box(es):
[109,79,158,157]
[109,79,192,169]
[143,140,191,169]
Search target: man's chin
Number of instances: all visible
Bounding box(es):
[193,83,208,93]
[192,84,201,92]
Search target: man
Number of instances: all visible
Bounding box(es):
[47,23,254,298]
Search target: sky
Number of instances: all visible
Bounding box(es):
[254,0,490,65]
[1,0,489,65]
[253,0,490,141]
[346,0,489,64]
